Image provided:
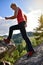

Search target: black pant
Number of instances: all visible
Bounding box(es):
[7,21,34,52]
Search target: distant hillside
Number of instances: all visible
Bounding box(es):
[3,32,34,38]
[12,32,34,44]
[0,32,34,44]
[12,32,34,38]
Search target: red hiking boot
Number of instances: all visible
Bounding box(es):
[27,51,35,57]
[3,38,16,49]
[3,39,10,44]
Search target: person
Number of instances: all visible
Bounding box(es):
[4,3,35,57]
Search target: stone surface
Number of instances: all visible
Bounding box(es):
[0,40,16,59]
[14,43,43,65]
[0,61,11,65]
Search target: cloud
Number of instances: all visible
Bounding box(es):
[32,0,43,10]
[0,10,42,36]
[0,17,18,36]
[26,10,42,32]
[27,0,43,12]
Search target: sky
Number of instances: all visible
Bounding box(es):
[0,0,43,36]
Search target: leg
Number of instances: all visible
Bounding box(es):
[20,26,34,52]
[7,25,19,40]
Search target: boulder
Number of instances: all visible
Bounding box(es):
[0,40,16,59]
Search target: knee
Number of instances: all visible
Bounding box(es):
[9,26,13,31]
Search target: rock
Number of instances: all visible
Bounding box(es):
[14,43,43,65]
[0,61,11,65]
[0,40,16,59]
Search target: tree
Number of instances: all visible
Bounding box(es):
[34,15,43,44]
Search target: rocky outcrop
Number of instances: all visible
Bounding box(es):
[0,61,11,65]
[0,40,16,59]
[0,40,43,65]
[14,43,43,65]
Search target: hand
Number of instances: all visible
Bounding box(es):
[5,17,8,20]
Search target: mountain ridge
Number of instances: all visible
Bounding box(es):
[3,32,34,37]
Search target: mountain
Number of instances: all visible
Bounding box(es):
[12,32,34,44]
[3,32,34,38]
[12,32,34,39]
[0,32,34,43]
[0,32,34,44]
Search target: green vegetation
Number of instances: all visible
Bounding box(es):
[34,15,43,44]
[0,36,4,40]
[0,36,40,65]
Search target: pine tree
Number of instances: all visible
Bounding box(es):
[34,15,43,44]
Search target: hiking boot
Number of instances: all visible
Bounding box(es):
[27,51,35,57]
[3,39,10,44]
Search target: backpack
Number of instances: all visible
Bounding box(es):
[24,14,27,23]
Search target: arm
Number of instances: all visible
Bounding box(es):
[5,16,16,20]
[5,10,18,20]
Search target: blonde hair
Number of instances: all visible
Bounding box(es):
[11,3,17,8]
